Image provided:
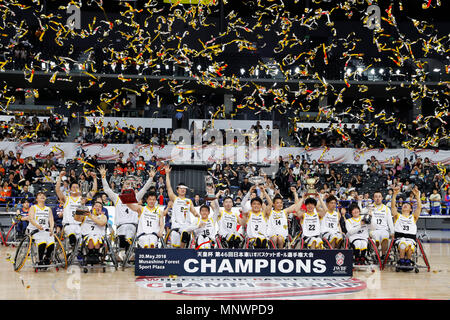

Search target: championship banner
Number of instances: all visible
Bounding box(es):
[135,249,353,277]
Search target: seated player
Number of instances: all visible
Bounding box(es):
[27,192,55,268]
[345,203,372,265]
[319,195,344,248]
[186,204,218,249]
[266,187,303,249]
[165,165,200,248]
[55,170,97,254]
[75,201,107,264]
[294,193,326,249]
[391,185,422,270]
[239,186,271,248]
[210,188,242,248]
[125,191,165,248]
[366,191,394,262]
[99,165,156,258]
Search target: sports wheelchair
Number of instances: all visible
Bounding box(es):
[59,223,83,266]
[344,236,383,271]
[164,227,195,248]
[122,231,167,270]
[13,229,67,273]
[3,214,28,247]
[322,232,346,249]
[382,237,430,273]
[78,232,119,273]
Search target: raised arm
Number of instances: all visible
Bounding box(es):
[136,168,156,201]
[391,185,400,219]
[241,185,255,214]
[292,193,306,218]
[260,186,272,218]
[86,171,98,200]
[316,193,327,218]
[164,165,177,202]
[55,171,66,203]
[126,203,143,216]
[98,165,119,205]
[285,186,300,214]
[411,186,422,222]
[189,200,200,218]
[211,189,223,221]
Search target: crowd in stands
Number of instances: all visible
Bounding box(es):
[0,146,448,216]
[75,119,280,147]
[205,155,450,216]
[0,115,69,143]
[291,121,449,150]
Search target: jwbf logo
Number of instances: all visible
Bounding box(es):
[335,252,345,266]
[136,276,367,300]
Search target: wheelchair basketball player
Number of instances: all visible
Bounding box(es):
[390,185,422,271]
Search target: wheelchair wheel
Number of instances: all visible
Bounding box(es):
[122,235,137,270]
[215,235,223,249]
[105,237,119,271]
[5,223,18,246]
[53,236,68,269]
[268,239,276,249]
[0,226,6,246]
[13,235,32,272]
[322,238,332,249]
[367,238,383,270]
[417,238,431,272]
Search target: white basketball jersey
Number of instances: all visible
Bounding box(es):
[28,205,51,231]
[346,217,369,242]
[172,197,193,228]
[137,206,163,235]
[268,209,288,234]
[247,210,267,238]
[301,210,321,237]
[372,204,390,231]
[115,196,139,225]
[81,214,105,235]
[394,214,417,236]
[321,210,340,234]
[62,196,81,225]
[194,217,216,239]
[218,209,239,236]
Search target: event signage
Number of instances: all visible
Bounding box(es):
[135,249,353,277]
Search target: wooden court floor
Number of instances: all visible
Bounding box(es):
[0,242,448,300]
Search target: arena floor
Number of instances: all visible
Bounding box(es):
[1,232,449,300]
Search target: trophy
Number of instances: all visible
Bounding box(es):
[249,176,265,186]
[204,175,216,201]
[305,175,319,197]
[75,205,90,216]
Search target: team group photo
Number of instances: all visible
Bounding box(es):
[0,0,448,306]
